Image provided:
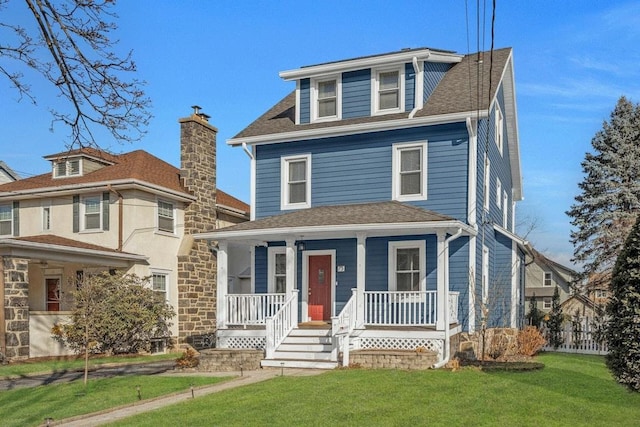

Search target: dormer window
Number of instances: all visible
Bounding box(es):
[54,159,81,178]
[311,76,341,122]
[373,67,404,115]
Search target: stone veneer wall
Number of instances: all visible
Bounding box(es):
[177,114,218,342]
[350,350,439,369]
[2,257,30,360]
[197,349,263,372]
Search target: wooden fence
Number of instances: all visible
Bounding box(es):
[543,321,608,355]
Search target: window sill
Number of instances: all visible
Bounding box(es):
[393,194,427,203]
[154,230,180,238]
[281,202,311,211]
[79,229,104,234]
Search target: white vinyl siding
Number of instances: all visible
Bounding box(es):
[281,154,311,210]
[388,240,426,292]
[392,141,427,201]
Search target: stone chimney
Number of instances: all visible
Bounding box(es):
[177,106,218,342]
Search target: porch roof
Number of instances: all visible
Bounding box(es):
[0,235,148,267]
[196,201,476,242]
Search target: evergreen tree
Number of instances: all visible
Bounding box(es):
[526,294,543,328]
[567,97,640,291]
[547,286,564,349]
[606,216,640,391]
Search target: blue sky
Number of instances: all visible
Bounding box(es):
[2,1,640,267]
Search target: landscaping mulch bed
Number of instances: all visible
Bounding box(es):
[460,359,545,372]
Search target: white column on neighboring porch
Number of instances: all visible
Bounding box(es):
[285,238,296,294]
[436,231,448,331]
[356,233,367,327]
[216,240,228,330]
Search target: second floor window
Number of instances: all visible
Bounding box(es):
[281,154,311,210]
[373,68,404,115]
[495,105,504,155]
[152,273,168,302]
[392,142,427,201]
[317,79,337,118]
[83,196,101,230]
[42,202,51,231]
[0,203,12,235]
[543,272,552,287]
[158,200,175,233]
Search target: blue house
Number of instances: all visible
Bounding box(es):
[197,47,526,368]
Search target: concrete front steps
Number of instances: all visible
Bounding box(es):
[261,327,338,370]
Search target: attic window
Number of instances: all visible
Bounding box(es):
[54,159,81,178]
[311,76,341,122]
[372,67,405,115]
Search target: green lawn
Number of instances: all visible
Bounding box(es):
[0,375,229,427]
[110,353,640,427]
[0,353,177,378]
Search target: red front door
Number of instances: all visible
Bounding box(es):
[308,255,332,321]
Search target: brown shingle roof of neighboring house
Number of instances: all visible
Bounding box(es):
[216,190,249,214]
[232,48,512,141]
[13,234,134,254]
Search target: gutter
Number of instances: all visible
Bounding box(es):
[432,227,464,369]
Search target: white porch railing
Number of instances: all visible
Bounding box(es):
[331,289,358,365]
[226,293,287,326]
[265,290,299,359]
[364,290,438,326]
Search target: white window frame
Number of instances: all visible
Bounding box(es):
[388,240,426,292]
[42,200,51,231]
[495,105,504,155]
[311,75,341,122]
[281,154,311,210]
[392,141,427,202]
[502,190,508,228]
[0,203,12,236]
[267,247,287,294]
[151,269,170,303]
[543,297,552,310]
[81,194,102,232]
[372,66,405,115]
[543,271,552,287]
[157,199,176,234]
[53,159,81,178]
[595,289,607,299]
[496,179,502,209]
[483,155,491,211]
[482,245,490,303]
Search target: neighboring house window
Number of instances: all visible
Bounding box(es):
[0,203,12,236]
[158,200,175,233]
[392,142,427,201]
[281,154,311,210]
[502,190,508,228]
[53,159,81,178]
[388,240,426,292]
[483,155,491,211]
[482,245,489,303]
[495,105,504,155]
[496,179,502,209]
[268,247,287,293]
[42,201,51,231]
[46,277,61,311]
[82,195,102,230]
[373,67,404,115]
[595,289,608,299]
[543,272,552,287]
[312,76,341,121]
[543,297,552,310]
[152,272,169,302]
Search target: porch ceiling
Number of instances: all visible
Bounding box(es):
[196,201,476,242]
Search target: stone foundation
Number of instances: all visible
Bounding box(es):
[349,349,438,369]
[197,349,263,372]
[2,257,30,361]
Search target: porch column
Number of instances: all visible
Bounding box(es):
[436,231,448,331]
[216,240,228,330]
[285,238,296,294]
[356,233,366,327]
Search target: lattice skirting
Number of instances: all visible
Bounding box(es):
[356,337,443,357]
[218,336,266,350]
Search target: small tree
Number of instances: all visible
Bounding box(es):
[606,216,640,391]
[546,286,564,349]
[590,303,608,350]
[526,294,543,328]
[571,309,583,349]
[52,271,174,385]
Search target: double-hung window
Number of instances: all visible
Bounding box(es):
[158,200,175,233]
[495,105,504,155]
[543,297,552,310]
[483,155,491,211]
[82,196,101,231]
[268,247,287,293]
[312,77,340,121]
[152,272,169,302]
[373,68,404,115]
[543,272,552,287]
[392,142,427,201]
[388,241,426,292]
[281,154,311,210]
[0,203,12,236]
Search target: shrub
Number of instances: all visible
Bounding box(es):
[517,326,546,356]
[176,348,199,369]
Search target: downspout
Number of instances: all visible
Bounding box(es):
[107,185,124,251]
[433,227,464,369]
[409,53,428,119]
[242,143,256,221]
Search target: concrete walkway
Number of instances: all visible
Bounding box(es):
[54,368,325,426]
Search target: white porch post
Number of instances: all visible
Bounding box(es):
[356,233,366,327]
[285,238,296,294]
[216,240,228,330]
[436,231,447,331]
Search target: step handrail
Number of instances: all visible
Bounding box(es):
[265,290,299,359]
[331,288,357,365]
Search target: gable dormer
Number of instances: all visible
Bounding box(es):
[280,47,462,125]
[44,148,116,179]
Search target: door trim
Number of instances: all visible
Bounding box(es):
[302,249,336,322]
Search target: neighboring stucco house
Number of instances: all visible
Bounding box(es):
[197,46,527,369]
[524,248,577,313]
[0,110,249,361]
[0,161,19,184]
